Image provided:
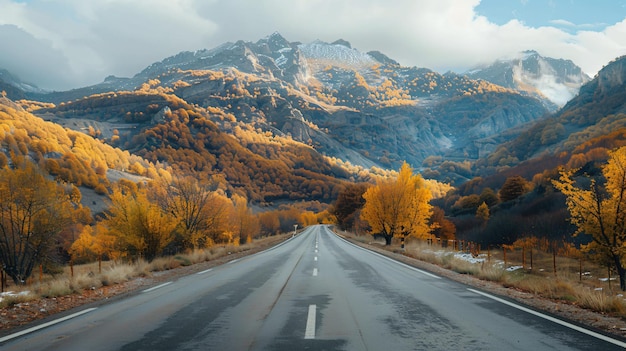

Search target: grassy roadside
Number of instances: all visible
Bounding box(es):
[336,229,626,318]
[0,234,291,309]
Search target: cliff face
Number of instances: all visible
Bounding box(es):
[595,57,626,97]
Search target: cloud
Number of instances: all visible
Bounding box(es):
[549,19,575,27]
[0,0,624,90]
[0,24,75,90]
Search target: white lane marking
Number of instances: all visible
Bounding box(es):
[142,282,173,293]
[315,249,318,253]
[228,258,239,264]
[0,307,97,343]
[196,268,214,275]
[468,288,626,348]
[305,304,317,339]
[314,256,318,261]
[313,268,318,276]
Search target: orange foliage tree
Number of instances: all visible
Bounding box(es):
[361,162,433,245]
[0,162,79,284]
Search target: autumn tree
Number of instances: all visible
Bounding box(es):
[479,187,499,207]
[331,182,370,231]
[476,202,490,221]
[70,225,98,263]
[102,182,176,261]
[70,223,120,271]
[0,163,78,284]
[155,176,219,250]
[429,206,455,242]
[231,194,259,244]
[553,146,626,290]
[258,212,280,236]
[499,176,529,202]
[361,162,432,245]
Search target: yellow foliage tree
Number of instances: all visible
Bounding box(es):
[0,162,77,284]
[231,194,259,244]
[476,202,490,221]
[155,176,238,249]
[70,223,121,271]
[70,225,97,262]
[553,146,626,290]
[361,162,432,245]
[103,182,176,261]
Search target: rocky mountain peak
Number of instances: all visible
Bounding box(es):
[331,39,352,48]
[257,32,293,52]
[366,51,399,66]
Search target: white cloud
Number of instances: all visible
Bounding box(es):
[549,19,575,27]
[0,0,624,90]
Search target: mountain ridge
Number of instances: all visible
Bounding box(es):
[0,33,593,182]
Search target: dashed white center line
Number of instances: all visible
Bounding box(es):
[314,256,318,261]
[304,304,317,339]
[313,268,318,276]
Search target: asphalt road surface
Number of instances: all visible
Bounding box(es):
[2,225,626,350]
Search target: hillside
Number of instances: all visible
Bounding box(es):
[2,92,371,207]
[431,55,626,247]
[0,96,156,213]
[476,55,626,173]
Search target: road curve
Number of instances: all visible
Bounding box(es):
[1,225,625,350]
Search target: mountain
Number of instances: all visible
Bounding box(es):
[473,54,626,174]
[0,69,38,100]
[10,32,601,194]
[22,33,552,173]
[466,50,590,110]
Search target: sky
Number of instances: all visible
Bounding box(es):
[0,0,625,91]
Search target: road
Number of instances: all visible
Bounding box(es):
[1,225,625,350]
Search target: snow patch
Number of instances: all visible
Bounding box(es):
[299,40,376,68]
[0,291,31,303]
[275,54,287,67]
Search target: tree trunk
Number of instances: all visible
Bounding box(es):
[613,254,626,291]
[384,235,393,246]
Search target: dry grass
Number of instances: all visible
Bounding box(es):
[36,279,75,298]
[575,289,625,314]
[340,230,626,318]
[0,290,38,308]
[0,234,287,305]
